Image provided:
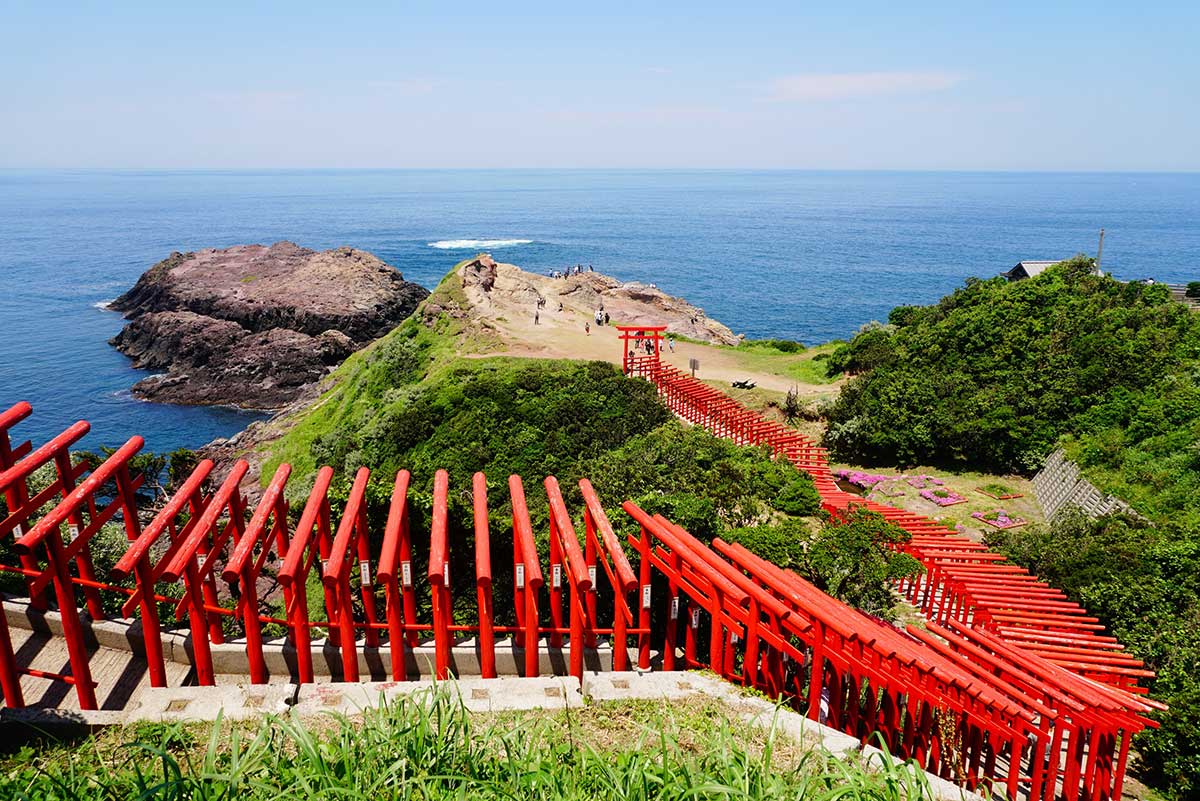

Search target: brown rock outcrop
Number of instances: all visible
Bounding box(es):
[109,242,429,408]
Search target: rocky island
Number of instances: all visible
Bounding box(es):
[109,241,429,408]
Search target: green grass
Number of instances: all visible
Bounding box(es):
[723,341,844,386]
[0,687,940,800]
[668,336,843,386]
[259,263,499,496]
[829,463,1043,534]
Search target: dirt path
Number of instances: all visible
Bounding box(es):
[466,262,840,396]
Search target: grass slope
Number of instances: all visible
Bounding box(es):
[0,689,940,800]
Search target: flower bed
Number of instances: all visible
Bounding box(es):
[975,483,1023,500]
[972,509,1027,529]
[834,469,891,490]
[906,475,945,489]
[919,488,966,506]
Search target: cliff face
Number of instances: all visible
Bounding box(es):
[109,242,428,409]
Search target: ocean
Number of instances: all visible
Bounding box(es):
[1,169,1197,453]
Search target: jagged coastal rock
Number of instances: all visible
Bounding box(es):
[110,242,429,408]
[458,254,740,345]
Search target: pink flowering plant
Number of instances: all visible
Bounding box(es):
[906,475,945,489]
[972,509,1026,529]
[835,469,890,490]
[919,487,966,506]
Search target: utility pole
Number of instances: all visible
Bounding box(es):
[1096,228,1105,272]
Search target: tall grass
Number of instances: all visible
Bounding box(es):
[2,688,938,800]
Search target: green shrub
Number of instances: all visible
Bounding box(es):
[744,338,805,353]
[823,257,1200,472]
[726,509,924,617]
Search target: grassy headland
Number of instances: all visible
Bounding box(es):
[251,261,916,628]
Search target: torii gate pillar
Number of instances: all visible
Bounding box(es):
[616,325,667,374]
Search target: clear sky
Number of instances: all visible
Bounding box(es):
[2,1,1197,170]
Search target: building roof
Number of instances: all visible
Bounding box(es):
[1003,260,1064,280]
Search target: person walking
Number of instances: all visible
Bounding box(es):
[667,336,675,353]
[534,309,540,325]
[604,312,610,325]
[584,322,591,336]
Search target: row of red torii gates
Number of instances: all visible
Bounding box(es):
[0,334,1161,801]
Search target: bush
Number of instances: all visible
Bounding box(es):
[1187,281,1200,299]
[745,338,805,353]
[726,509,924,617]
[822,257,1200,472]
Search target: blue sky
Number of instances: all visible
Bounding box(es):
[2,1,1197,170]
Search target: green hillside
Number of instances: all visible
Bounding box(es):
[823,257,1200,796]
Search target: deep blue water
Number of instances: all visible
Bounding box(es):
[1,169,1198,453]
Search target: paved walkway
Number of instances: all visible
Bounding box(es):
[5,624,191,712]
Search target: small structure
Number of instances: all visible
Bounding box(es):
[616,325,666,374]
[1001,260,1064,281]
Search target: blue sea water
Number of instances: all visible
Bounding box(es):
[1,169,1198,453]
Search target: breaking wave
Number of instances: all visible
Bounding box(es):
[93,299,116,310]
[428,238,533,250]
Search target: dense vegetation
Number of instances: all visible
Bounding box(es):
[822,257,1200,797]
[0,689,938,800]
[276,350,924,625]
[823,256,1200,473]
[725,509,923,617]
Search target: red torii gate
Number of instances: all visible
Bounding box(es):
[616,325,666,374]
[0,399,1163,800]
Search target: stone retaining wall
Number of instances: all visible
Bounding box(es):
[1032,449,1138,520]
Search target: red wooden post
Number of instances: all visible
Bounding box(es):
[315,497,338,648]
[428,470,451,679]
[663,547,681,671]
[637,523,652,671]
[355,496,380,650]
[548,509,564,649]
[377,469,411,681]
[473,472,496,679]
[544,477,592,680]
[115,459,215,685]
[323,467,371,682]
[509,475,543,677]
[0,408,24,701]
[223,463,291,684]
[578,479,637,672]
[279,466,334,685]
[51,449,103,620]
[583,508,598,649]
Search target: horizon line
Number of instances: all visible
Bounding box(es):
[2,166,1199,175]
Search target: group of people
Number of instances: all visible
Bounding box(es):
[629,330,676,354]
[584,305,610,336]
[547,264,594,279]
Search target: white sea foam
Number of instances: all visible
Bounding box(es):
[93,299,117,310]
[427,238,533,250]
